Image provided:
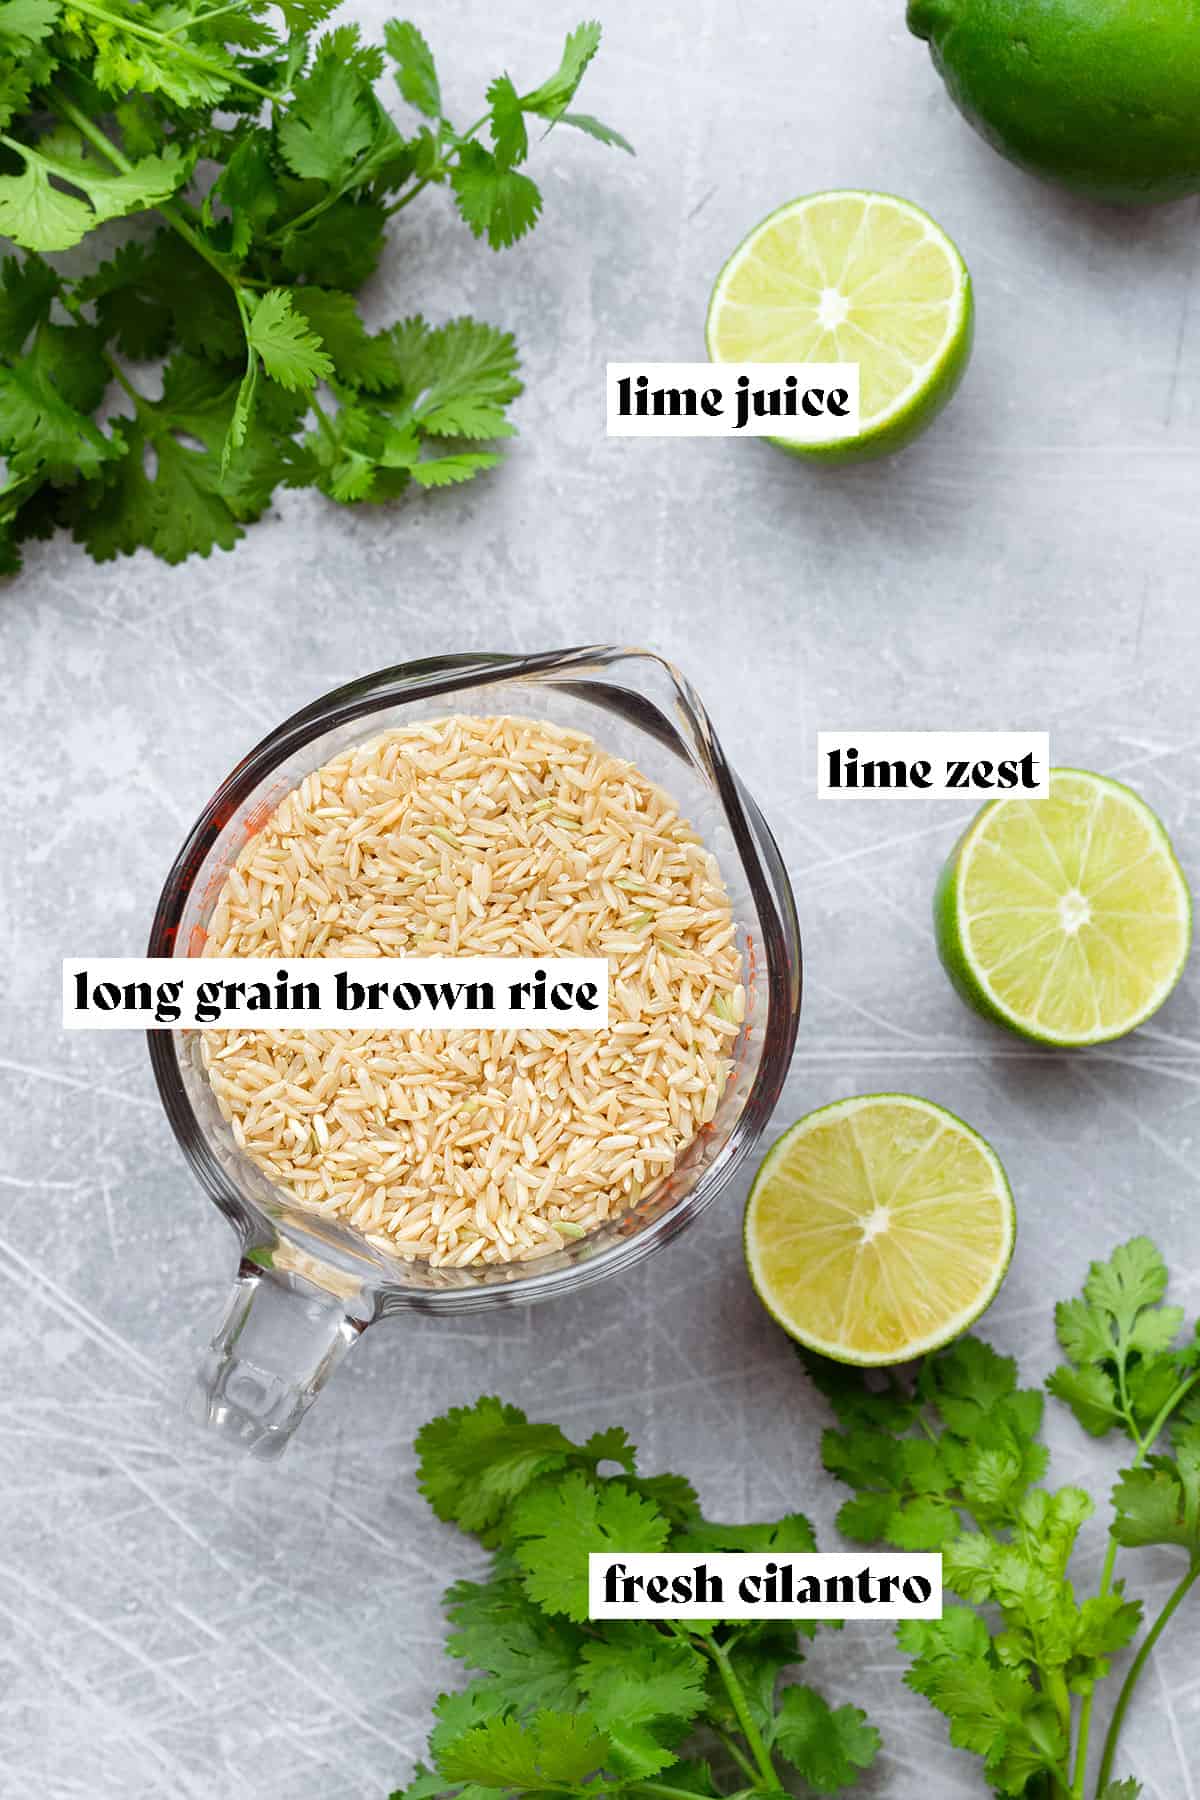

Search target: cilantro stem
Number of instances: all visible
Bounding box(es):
[703,1639,779,1791]
[102,350,149,412]
[164,0,248,34]
[52,92,257,356]
[63,0,280,102]
[713,1727,759,1785]
[309,393,339,448]
[1141,1369,1200,1453]
[629,1785,727,1800]
[1069,1368,1200,1797]
[383,114,490,219]
[1095,1558,1200,1797]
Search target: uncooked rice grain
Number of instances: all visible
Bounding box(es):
[201,715,743,1267]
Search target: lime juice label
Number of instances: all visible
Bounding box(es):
[606,361,860,438]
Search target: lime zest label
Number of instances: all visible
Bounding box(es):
[818,732,1050,798]
[606,362,859,438]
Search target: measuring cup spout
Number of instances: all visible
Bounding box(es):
[194,1259,367,1459]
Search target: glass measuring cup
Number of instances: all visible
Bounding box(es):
[148,647,802,1458]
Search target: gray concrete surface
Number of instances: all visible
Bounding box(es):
[4,0,1200,1794]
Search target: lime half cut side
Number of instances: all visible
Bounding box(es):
[935,769,1192,1047]
[705,190,973,462]
[744,1095,1015,1366]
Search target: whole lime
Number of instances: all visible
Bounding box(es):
[908,0,1200,205]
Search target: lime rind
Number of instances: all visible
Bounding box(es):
[744,1093,1016,1367]
[935,768,1193,1048]
[705,189,974,464]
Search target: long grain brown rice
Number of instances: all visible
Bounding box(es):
[200,715,743,1266]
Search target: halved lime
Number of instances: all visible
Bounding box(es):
[705,189,973,462]
[935,769,1192,1047]
[744,1095,1014,1365]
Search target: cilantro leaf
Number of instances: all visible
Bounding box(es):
[388,314,522,438]
[245,287,333,392]
[0,252,57,357]
[435,1711,609,1790]
[557,111,635,154]
[521,21,603,121]
[427,1683,510,1758]
[1050,1238,1191,1443]
[1112,1423,1200,1552]
[385,19,441,118]
[67,352,306,564]
[275,0,340,31]
[76,241,173,360]
[207,130,279,258]
[445,1571,583,1712]
[451,143,542,249]
[82,3,240,106]
[578,1426,637,1475]
[289,288,404,391]
[0,0,59,48]
[0,128,186,252]
[676,1514,816,1556]
[1074,1589,1143,1665]
[622,1471,703,1530]
[415,1397,575,1537]
[509,1471,669,1620]
[0,0,57,129]
[83,232,242,363]
[1046,1362,1122,1437]
[276,44,377,181]
[408,451,501,487]
[577,1628,706,1775]
[487,74,528,170]
[305,396,418,502]
[0,321,120,482]
[1088,1238,1170,1327]
[772,1686,880,1795]
[905,1655,1067,1796]
[278,196,388,290]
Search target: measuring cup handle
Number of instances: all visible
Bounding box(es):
[194,1261,366,1460]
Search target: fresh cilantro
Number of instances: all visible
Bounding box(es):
[401,1396,880,1800]
[810,1237,1200,1800]
[577,1629,707,1774]
[384,20,440,119]
[65,351,308,565]
[246,287,333,391]
[450,144,542,250]
[0,129,186,252]
[510,1471,670,1620]
[437,1710,610,1790]
[445,1573,583,1712]
[0,10,629,573]
[1111,1422,1200,1552]
[771,1687,879,1796]
[1048,1236,1193,1441]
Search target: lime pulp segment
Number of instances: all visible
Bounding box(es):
[744,1094,1015,1365]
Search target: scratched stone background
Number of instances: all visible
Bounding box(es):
[4,1,1200,1795]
